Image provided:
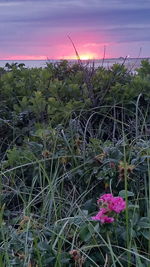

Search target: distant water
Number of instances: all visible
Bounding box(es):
[0,58,149,71]
[0,60,48,68]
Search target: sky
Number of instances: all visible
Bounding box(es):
[0,0,150,59]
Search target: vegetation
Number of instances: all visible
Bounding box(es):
[1,59,150,266]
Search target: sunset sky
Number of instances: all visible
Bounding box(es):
[0,0,150,60]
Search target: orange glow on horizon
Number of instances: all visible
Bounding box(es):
[62,52,99,60]
[78,53,96,60]
[1,46,102,61]
[1,53,100,61]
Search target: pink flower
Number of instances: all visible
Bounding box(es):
[91,208,114,224]
[97,193,113,204]
[101,216,114,223]
[110,197,126,213]
[92,193,126,224]
[98,194,126,213]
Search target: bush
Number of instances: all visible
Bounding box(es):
[1,60,150,266]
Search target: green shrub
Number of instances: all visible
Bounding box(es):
[1,60,150,266]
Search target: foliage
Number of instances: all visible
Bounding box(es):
[1,60,150,266]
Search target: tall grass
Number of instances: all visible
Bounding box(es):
[1,111,150,266]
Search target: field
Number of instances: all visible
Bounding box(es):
[1,59,150,266]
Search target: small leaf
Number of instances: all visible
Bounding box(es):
[81,209,88,216]
[139,217,150,229]
[79,225,92,242]
[119,190,134,198]
[141,230,150,240]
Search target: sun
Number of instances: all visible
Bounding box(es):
[79,54,94,60]
[64,52,97,60]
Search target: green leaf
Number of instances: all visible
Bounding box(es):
[139,217,150,229]
[141,230,150,240]
[119,190,134,198]
[79,225,92,242]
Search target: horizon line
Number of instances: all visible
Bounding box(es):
[0,57,150,61]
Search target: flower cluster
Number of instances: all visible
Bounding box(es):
[92,193,126,224]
